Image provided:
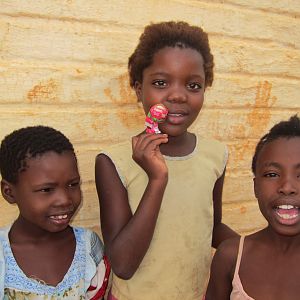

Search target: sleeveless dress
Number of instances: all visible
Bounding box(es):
[101,134,228,300]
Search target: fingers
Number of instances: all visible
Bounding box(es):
[132,133,168,152]
[131,133,169,180]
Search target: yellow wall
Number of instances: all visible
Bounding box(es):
[0,1,299,234]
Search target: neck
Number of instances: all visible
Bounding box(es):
[262,226,300,253]
[159,132,196,157]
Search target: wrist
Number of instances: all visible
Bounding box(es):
[148,174,168,187]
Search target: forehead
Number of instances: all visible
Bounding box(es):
[257,137,300,167]
[147,46,205,75]
[17,151,78,182]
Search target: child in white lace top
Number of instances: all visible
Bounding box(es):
[0,126,110,299]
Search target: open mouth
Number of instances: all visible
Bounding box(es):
[48,212,73,225]
[49,214,69,220]
[274,204,300,224]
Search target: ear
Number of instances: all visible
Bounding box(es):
[134,81,142,102]
[1,179,16,204]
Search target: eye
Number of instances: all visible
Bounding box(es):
[187,82,202,91]
[68,181,81,188]
[264,172,279,178]
[152,80,167,87]
[38,187,53,193]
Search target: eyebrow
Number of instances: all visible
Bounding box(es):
[148,72,205,80]
[262,162,281,168]
[32,176,80,186]
[148,72,168,76]
[261,162,300,169]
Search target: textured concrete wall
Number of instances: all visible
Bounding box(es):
[0,1,299,235]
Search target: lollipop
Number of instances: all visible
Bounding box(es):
[145,104,168,134]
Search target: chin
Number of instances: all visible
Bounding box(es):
[271,225,300,237]
[161,127,188,137]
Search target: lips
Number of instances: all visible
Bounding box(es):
[274,204,300,225]
[48,212,73,225]
[167,111,188,124]
[49,214,68,220]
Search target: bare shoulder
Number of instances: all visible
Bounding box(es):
[95,153,123,187]
[215,236,240,260]
[95,152,115,169]
[206,236,241,299]
[213,236,242,277]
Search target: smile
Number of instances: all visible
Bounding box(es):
[274,204,300,222]
[166,112,188,125]
[168,113,185,117]
[49,214,69,220]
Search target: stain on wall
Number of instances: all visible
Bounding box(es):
[247,81,277,131]
[27,79,60,103]
[104,73,144,129]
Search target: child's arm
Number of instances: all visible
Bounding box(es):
[212,169,239,248]
[205,238,238,300]
[0,241,4,299]
[95,133,168,279]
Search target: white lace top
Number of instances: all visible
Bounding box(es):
[0,226,103,299]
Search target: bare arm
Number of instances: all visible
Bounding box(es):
[205,238,238,300]
[212,169,239,248]
[95,133,168,279]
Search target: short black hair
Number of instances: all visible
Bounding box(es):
[252,115,300,174]
[0,125,76,183]
[128,21,214,89]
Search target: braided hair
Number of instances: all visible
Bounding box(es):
[252,115,300,175]
[0,126,75,183]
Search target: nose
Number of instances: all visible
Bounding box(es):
[54,189,74,208]
[278,176,298,196]
[166,84,187,103]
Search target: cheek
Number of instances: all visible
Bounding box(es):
[258,204,269,222]
[18,202,38,217]
[191,95,204,111]
[191,100,204,118]
[255,189,273,218]
[72,189,82,205]
[142,102,150,114]
[142,100,162,116]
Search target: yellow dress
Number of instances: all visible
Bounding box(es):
[101,134,228,300]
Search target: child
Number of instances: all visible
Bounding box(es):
[205,115,300,300]
[0,126,110,299]
[95,21,237,300]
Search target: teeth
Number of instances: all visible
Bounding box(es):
[169,113,183,116]
[276,212,298,219]
[50,214,68,220]
[277,205,298,209]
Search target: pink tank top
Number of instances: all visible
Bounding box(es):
[230,236,255,300]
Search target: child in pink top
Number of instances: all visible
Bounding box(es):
[206,115,300,300]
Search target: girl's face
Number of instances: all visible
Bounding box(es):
[135,47,205,137]
[254,137,300,236]
[9,151,81,234]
